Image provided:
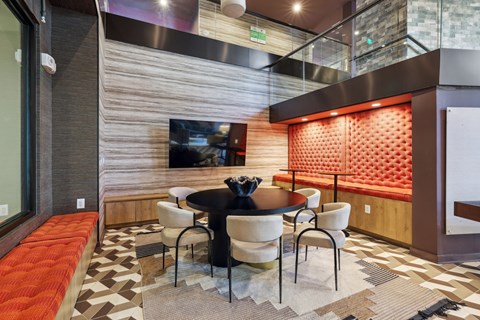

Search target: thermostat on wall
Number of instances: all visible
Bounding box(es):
[41,53,56,74]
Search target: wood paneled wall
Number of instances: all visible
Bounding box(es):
[98,12,106,240]
[102,40,317,197]
[198,0,313,62]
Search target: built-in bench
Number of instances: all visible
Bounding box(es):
[273,174,412,245]
[0,212,98,320]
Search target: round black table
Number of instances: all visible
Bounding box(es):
[186,188,306,267]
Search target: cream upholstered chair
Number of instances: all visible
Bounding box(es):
[157,201,214,287]
[226,215,283,303]
[283,188,321,231]
[168,187,205,219]
[293,202,351,291]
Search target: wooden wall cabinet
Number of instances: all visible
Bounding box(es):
[105,194,168,227]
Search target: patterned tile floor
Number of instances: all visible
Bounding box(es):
[73,225,480,319]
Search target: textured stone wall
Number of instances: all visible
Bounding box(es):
[354,0,407,75]
[438,0,480,50]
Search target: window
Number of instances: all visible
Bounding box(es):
[0,0,35,234]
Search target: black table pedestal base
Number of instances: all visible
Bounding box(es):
[209,211,240,268]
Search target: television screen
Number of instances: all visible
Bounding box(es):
[169,119,247,168]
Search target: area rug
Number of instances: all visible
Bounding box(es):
[136,230,452,319]
[135,231,167,259]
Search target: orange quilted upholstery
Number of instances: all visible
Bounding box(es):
[284,104,412,201]
[345,105,412,189]
[0,238,86,320]
[21,212,98,244]
[289,116,346,178]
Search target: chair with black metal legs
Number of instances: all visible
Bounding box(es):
[157,201,214,287]
[226,215,283,303]
[293,202,351,291]
[283,188,321,232]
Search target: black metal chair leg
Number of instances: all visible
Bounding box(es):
[305,245,308,261]
[209,239,213,277]
[174,244,179,287]
[191,244,194,259]
[228,243,232,303]
[333,246,338,291]
[162,244,166,269]
[279,237,282,304]
[338,248,341,271]
[295,239,300,283]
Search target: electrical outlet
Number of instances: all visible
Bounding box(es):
[77,198,85,209]
[364,204,371,214]
[0,204,8,216]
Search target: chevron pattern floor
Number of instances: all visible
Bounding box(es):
[72,224,480,319]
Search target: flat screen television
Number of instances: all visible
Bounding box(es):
[169,119,247,168]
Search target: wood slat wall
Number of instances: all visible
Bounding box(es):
[198,0,313,62]
[102,40,319,198]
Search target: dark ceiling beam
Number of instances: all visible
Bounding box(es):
[269,48,480,124]
[49,0,97,16]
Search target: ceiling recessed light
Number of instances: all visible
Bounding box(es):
[330,112,338,116]
[301,118,308,121]
[372,103,381,107]
[159,0,168,7]
[293,3,302,13]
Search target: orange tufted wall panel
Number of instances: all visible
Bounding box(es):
[346,105,412,188]
[289,116,346,177]
[0,238,86,320]
[20,212,98,244]
[288,104,412,190]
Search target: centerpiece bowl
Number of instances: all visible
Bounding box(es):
[224,176,263,197]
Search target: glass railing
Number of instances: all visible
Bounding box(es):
[268,0,480,103]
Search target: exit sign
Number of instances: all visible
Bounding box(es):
[250,26,266,44]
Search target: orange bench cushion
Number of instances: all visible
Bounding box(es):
[0,237,86,320]
[273,174,411,202]
[273,174,333,189]
[21,212,98,244]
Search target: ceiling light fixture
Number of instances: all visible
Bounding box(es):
[159,0,168,7]
[221,0,246,18]
[354,30,360,36]
[301,118,308,121]
[372,103,381,107]
[293,3,302,13]
[330,112,338,116]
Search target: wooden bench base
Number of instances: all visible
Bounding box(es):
[55,226,97,320]
[274,180,412,245]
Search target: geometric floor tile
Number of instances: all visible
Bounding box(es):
[73,224,480,319]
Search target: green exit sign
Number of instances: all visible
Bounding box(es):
[250,26,266,44]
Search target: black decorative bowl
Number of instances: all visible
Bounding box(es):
[224,176,263,197]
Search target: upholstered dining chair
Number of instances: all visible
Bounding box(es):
[168,187,205,220]
[283,188,321,232]
[226,215,283,303]
[157,201,214,287]
[293,202,351,291]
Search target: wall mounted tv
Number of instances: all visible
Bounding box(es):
[169,119,248,168]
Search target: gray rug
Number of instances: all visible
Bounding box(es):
[137,230,452,320]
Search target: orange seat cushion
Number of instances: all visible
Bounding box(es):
[273,174,333,189]
[273,174,411,202]
[0,238,86,320]
[21,212,98,244]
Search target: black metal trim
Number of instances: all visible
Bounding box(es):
[0,0,37,237]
